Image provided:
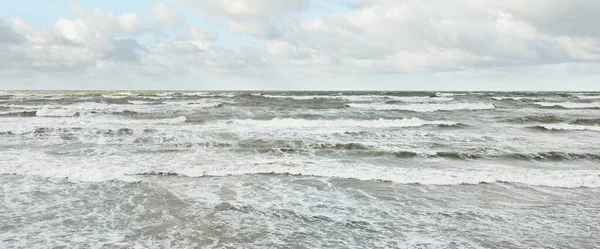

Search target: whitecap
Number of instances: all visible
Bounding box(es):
[351,103,495,112]
[224,118,457,128]
[535,102,600,109]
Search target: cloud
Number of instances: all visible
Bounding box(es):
[171,0,309,17]
[152,3,185,27]
[171,0,309,38]
[1,0,600,89]
[68,6,154,36]
[0,6,159,77]
[0,18,24,43]
[261,0,600,75]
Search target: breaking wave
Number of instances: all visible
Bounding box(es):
[528,124,600,132]
[6,163,598,188]
[36,106,79,117]
[351,103,495,112]
[535,102,600,109]
[223,118,458,128]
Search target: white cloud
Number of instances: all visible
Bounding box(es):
[171,0,309,17]
[171,0,309,38]
[1,0,600,89]
[68,6,153,36]
[152,3,185,27]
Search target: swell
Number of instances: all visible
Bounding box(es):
[125,166,600,188]
[506,115,600,126]
[238,141,600,162]
[534,102,600,109]
[229,94,350,109]
[0,110,38,117]
[527,124,600,132]
[350,103,495,112]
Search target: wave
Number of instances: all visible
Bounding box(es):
[570,118,600,126]
[528,124,600,132]
[260,94,454,103]
[260,94,345,100]
[434,151,600,161]
[506,116,600,126]
[8,102,166,118]
[156,116,187,124]
[162,100,223,108]
[0,110,37,117]
[225,118,458,128]
[112,110,141,116]
[4,158,599,188]
[235,139,600,162]
[129,168,600,188]
[505,115,566,124]
[351,103,495,112]
[534,102,600,109]
[577,95,600,100]
[128,100,155,105]
[35,106,79,117]
[101,95,129,99]
[492,97,538,101]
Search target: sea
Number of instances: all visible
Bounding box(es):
[1,91,599,248]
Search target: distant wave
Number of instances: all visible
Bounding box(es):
[577,95,600,100]
[224,118,458,128]
[534,102,600,109]
[258,94,454,103]
[36,106,79,117]
[506,115,565,124]
[125,166,600,188]
[0,110,38,117]
[528,124,600,132]
[128,100,155,105]
[506,115,600,126]
[3,160,598,188]
[351,103,495,112]
[492,96,538,101]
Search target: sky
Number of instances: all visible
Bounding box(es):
[0,0,599,91]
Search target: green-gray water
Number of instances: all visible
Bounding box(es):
[1,91,600,248]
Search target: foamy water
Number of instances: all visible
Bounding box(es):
[1,91,600,248]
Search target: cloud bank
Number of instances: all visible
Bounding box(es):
[1,0,599,90]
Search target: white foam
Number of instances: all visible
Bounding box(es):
[387,96,454,103]
[225,118,457,128]
[181,92,235,98]
[492,97,536,101]
[102,95,128,99]
[162,100,222,108]
[30,103,162,117]
[538,123,600,132]
[351,103,495,112]
[435,92,466,97]
[261,95,344,100]
[261,95,454,103]
[178,164,600,188]
[35,106,78,117]
[535,102,600,109]
[3,152,598,188]
[576,95,600,100]
[159,116,187,124]
[157,92,175,97]
[128,100,155,105]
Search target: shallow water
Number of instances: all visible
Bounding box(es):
[1,91,600,248]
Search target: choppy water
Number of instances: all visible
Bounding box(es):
[1,91,599,248]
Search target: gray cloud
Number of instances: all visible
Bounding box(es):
[0,18,24,43]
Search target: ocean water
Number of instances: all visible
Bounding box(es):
[1,91,599,248]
